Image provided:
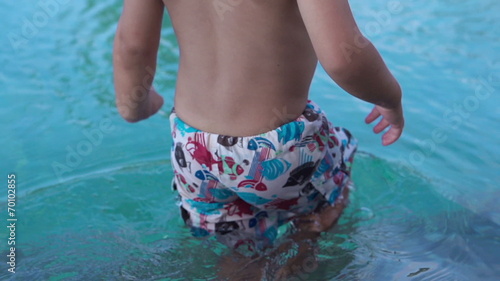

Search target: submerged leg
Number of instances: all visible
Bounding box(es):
[274,186,351,280]
[217,251,266,281]
[293,185,350,233]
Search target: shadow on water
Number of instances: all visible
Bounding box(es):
[0,153,498,280]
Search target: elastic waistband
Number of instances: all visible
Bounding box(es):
[169,100,328,141]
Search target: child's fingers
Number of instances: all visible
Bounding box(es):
[382,126,403,146]
[365,107,380,124]
[373,118,390,134]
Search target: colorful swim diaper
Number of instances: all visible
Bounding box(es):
[169,100,357,250]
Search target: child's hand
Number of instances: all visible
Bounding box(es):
[146,87,164,119]
[365,103,404,146]
[116,87,164,123]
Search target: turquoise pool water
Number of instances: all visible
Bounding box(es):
[1,0,499,280]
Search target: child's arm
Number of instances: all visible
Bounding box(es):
[297,0,404,145]
[113,0,165,123]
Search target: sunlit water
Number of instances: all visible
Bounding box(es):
[1,0,499,280]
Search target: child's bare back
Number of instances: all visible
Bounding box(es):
[165,0,317,136]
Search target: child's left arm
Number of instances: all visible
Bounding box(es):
[113,0,165,123]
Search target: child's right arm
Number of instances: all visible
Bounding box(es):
[298,0,404,145]
[113,0,165,123]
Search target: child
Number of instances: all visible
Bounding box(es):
[114,0,403,260]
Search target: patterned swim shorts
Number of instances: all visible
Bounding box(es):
[170,100,357,250]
